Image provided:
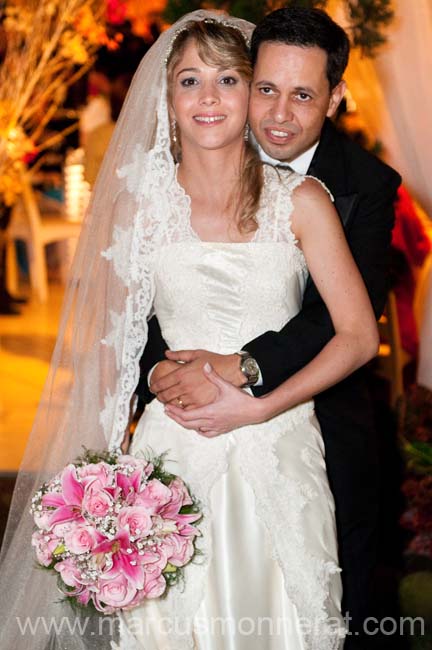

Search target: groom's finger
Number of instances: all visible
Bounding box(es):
[155,385,184,404]
[165,349,199,362]
[150,369,182,393]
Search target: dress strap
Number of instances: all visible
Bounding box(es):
[304,174,334,202]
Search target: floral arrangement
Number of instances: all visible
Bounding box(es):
[0,0,121,205]
[398,386,432,559]
[30,449,201,612]
[107,0,168,40]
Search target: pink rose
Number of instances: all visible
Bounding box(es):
[82,486,113,517]
[160,478,193,518]
[117,506,152,538]
[117,455,152,476]
[138,546,168,576]
[143,572,166,599]
[64,524,98,554]
[96,574,137,609]
[54,557,83,589]
[171,477,193,506]
[78,462,114,488]
[31,530,60,567]
[163,533,194,567]
[135,479,171,514]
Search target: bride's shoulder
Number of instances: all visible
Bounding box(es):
[265,165,333,204]
[262,164,331,197]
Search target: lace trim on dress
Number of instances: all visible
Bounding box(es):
[100,82,175,451]
[238,411,345,650]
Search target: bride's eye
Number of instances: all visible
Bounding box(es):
[180,77,199,87]
[219,75,238,85]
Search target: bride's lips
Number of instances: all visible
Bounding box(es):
[263,127,297,145]
[193,114,227,125]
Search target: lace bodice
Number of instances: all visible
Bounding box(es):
[153,242,307,353]
[152,165,309,352]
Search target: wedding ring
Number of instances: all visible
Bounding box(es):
[177,398,184,408]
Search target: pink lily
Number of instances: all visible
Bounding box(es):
[173,512,202,537]
[114,468,143,504]
[42,465,85,529]
[94,530,145,589]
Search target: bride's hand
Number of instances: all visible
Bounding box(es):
[164,363,266,437]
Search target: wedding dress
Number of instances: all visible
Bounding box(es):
[120,165,345,650]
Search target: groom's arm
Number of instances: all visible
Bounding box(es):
[135,316,168,403]
[247,168,400,395]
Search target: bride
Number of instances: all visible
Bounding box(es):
[0,11,378,650]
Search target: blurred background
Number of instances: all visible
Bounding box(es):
[0,1,431,648]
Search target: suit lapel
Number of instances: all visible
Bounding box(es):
[307,119,358,230]
[304,120,358,290]
[333,194,358,228]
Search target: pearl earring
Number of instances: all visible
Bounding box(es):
[244,124,249,142]
[171,118,177,143]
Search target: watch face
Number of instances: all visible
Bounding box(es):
[243,357,259,377]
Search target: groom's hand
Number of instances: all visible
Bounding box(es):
[150,350,245,409]
[149,360,179,389]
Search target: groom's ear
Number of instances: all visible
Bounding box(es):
[326,80,346,118]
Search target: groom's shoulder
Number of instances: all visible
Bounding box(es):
[319,119,401,191]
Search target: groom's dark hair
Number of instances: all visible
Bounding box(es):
[251,7,350,90]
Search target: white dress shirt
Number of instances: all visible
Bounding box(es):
[256,139,319,175]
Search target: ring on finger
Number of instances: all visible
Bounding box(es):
[176,397,184,408]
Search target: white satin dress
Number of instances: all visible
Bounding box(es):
[120,167,345,650]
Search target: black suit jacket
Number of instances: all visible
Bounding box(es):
[136,118,401,517]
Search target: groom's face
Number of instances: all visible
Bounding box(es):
[248,42,345,162]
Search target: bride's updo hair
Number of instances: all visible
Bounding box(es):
[166,19,263,234]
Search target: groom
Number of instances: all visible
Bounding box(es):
[136,7,401,647]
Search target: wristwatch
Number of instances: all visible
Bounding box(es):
[236,351,260,387]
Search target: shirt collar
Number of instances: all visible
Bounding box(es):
[252,135,319,175]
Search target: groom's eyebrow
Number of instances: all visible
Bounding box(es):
[253,79,277,87]
[292,85,317,96]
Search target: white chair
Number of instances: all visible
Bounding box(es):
[5,172,81,302]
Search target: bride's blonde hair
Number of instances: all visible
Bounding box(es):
[166,20,263,234]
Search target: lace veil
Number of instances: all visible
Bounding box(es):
[0,10,254,650]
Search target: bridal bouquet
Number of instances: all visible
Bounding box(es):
[30,449,201,613]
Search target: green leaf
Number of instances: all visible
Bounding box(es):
[53,543,66,556]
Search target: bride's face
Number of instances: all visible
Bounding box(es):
[170,40,250,155]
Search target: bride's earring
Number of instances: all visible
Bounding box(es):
[171,118,177,143]
[244,124,249,142]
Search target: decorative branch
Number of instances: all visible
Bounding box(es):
[0,0,117,205]
[347,0,394,54]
